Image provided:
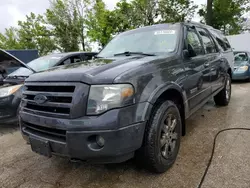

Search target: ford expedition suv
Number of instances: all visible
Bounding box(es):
[19,22,233,173]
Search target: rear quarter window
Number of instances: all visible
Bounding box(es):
[209,29,232,52]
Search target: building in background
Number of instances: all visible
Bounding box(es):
[227,33,250,52]
[242,18,250,33]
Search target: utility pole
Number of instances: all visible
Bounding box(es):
[206,0,213,26]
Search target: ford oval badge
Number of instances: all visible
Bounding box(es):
[34,94,48,104]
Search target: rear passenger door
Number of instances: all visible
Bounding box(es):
[183,26,211,111]
[210,29,234,70]
[196,27,224,93]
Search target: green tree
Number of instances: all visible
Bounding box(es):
[158,0,198,23]
[112,0,197,33]
[130,0,159,26]
[199,0,250,34]
[17,12,56,55]
[206,0,213,25]
[112,0,139,32]
[46,0,90,52]
[86,0,116,47]
[0,27,21,49]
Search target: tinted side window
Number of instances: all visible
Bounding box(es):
[62,55,81,65]
[197,27,217,54]
[82,54,93,61]
[186,28,204,56]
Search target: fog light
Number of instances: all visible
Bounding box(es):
[96,135,105,147]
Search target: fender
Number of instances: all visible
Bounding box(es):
[220,56,232,75]
[147,81,189,118]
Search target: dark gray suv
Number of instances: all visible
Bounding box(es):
[19,22,233,173]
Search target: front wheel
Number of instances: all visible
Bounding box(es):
[214,74,231,106]
[136,100,181,173]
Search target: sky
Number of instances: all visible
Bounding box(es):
[0,0,206,33]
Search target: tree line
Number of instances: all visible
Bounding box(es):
[0,0,249,55]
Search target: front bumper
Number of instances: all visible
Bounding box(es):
[20,102,151,163]
[232,71,250,80]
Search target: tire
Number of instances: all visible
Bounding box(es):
[214,74,231,106]
[136,100,182,173]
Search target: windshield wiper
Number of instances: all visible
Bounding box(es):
[94,55,104,59]
[114,51,156,57]
[7,75,29,79]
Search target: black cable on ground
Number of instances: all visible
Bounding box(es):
[197,128,250,188]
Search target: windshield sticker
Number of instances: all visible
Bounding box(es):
[154,30,176,35]
[51,56,62,59]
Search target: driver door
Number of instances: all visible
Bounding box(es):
[182,26,212,112]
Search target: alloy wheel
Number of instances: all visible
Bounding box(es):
[160,114,178,159]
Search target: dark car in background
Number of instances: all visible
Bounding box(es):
[0,50,97,124]
[20,22,232,173]
[232,51,250,81]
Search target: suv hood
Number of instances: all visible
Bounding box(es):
[0,49,36,74]
[26,55,166,84]
[0,49,36,85]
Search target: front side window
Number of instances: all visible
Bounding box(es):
[82,54,93,61]
[98,25,180,58]
[197,28,217,54]
[63,55,81,65]
[186,28,204,56]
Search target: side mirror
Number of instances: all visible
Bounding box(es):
[183,46,196,58]
[187,44,197,57]
[183,50,190,58]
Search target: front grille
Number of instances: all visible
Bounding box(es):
[21,82,89,119]
[26,95,72,103]
[26,103,70,114]
[22,122,66,142]
[26,85,75,93]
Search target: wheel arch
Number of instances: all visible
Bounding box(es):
[148,83,187,136]
[227,68,232,79]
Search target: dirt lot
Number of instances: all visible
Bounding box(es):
[1,82,250,188]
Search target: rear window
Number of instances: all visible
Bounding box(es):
[209,29,231,52]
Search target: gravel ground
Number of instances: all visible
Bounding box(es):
[1,82,250,188]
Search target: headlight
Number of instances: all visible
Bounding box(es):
[238,66,248,71]
[0,85,23,98]
[87,84,135,115]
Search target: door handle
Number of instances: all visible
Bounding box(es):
[204,63,210,68]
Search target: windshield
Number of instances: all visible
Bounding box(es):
[98,25,179,58]
[8,54,64,76]
[27,54,64,71]
[234,52,249,64]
